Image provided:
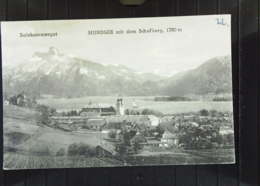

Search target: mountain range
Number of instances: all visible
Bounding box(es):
[3,47,232,98]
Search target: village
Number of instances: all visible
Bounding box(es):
[4,92,234,162]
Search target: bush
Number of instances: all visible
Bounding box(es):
[131,135,146,153]
[209,109,218,117]
[82,125,90,129]
[141,108,163,117]
[29,145,51,156]
[67,143,96,157]
[199,109,209,116]
[108,130,117,139]
[56,148,65,156]
[40,146,51,156]
[36,104,50,124]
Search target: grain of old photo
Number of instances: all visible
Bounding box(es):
[1,15,235,169]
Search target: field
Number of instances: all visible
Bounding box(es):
[38,96,233,114]
[127,148,235,166]
[4,148,234,169]
[4,153,123,169]
[3,105,115,169]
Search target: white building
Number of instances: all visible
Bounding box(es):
[116,98,124,116]
[160,130,178,148]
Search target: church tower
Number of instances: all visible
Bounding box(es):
[116,98,124,115]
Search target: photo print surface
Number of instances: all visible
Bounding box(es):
[1,15,235,169]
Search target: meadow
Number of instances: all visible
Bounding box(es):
[127,148,235,166]
[4,152,123,169]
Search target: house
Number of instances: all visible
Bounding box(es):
[79,105,116,117]
[101,129,121,140]
[86,118,107,130]
[16,93,26,106]
[130,133,147,145]
[106,115,159,128]
[4,99,9,105]
[96,143,116,157]
[101,107,117,116]
[147,115,160,126]
[219,126,234,135]
[144,139,161,148]
[79,107,101,117]
[160,130,178,148]
[7,92,37,108]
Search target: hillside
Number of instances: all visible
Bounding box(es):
[3,105,123,169]
[3,105,41,148]
[3,105,103,152]
[162,56,232,96]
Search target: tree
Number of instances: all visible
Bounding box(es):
[115,142,128,156]
[131,134,146,153]
[154,126,165,139]
[141,108,163,117]
[115,129,136,156]
[178,122,220,149]
[199,109,209,116]
[108,130,117,139]
[67,143,96,157]
[125,109,130,115]
[36,104,50,124]
[50,108,57,115]
[56,148,65,156]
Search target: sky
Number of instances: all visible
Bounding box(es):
[1,15,231,76]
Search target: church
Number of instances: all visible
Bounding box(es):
[79,98,125,117]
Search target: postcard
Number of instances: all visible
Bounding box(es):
[1,15,235,169]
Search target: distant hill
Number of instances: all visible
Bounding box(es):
[162,56,232,96]
[3,47,232,98]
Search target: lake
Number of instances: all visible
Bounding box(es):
[38,96,233,115]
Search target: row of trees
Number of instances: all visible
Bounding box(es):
[125,108,163,117]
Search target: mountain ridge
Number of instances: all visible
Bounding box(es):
[3,47,232,98]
